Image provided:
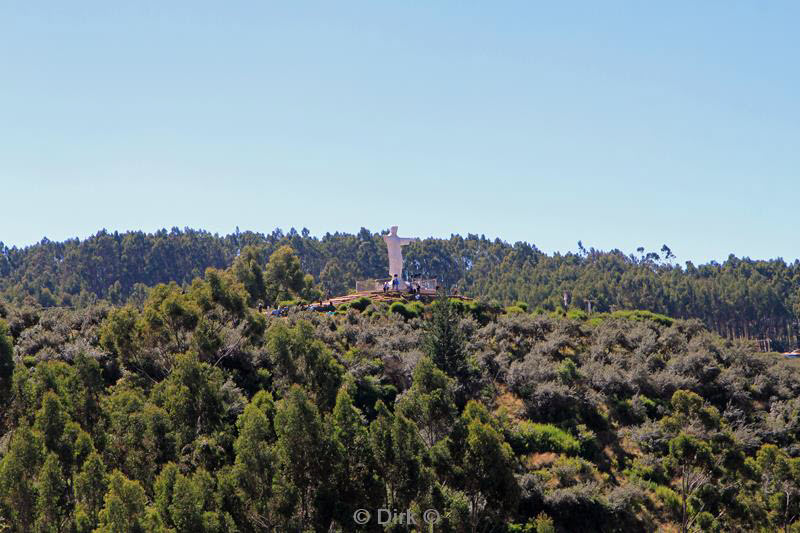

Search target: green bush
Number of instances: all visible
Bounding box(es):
[586,313,609,327]
[533,512,555,533]
[349,296,372,312]
[509,421,580,456]
[514,301,529,312]
[509,513,555,533]
[505,305,525,314]
[566,309,588,321]
[278,298,307,308]
[389,301,423,320]
[655,485,681,516]
[611,309,674,327]
[557,359,579,383]
[448,298,466,313]
[448,298,495,323]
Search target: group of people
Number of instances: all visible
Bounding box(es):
[263,301,336,317]
[383,274,423,294]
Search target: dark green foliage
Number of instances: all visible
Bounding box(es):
[423,296,468,378]
[273,385,330,530]
[0,319,13,403]
[397,357,456,447]
[264,245,319,305]
[36,453,69,533]
[0,424,43,531]
[232,245,267,306]
[2,240,800,532]
[3,227,799,346]
[266,320,344,410]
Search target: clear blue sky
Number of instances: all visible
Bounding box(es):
[1,1,798,264]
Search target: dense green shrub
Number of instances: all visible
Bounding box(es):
[655,485,681,516]
[277,298,307,308]
[611,309,674,327]
[349,296,372,312]
[389,301,423,320]
[566,309,588,321]
[509,421,580,456]
[449,298,495,323]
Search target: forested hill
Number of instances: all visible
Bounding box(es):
[1,227,799,347]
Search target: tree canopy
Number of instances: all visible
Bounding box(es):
[1,230,800,531]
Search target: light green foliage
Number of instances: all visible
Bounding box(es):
[509,421,580,456]
[104,386,173,487]
[533,512,556,533]
[566,309,588,321]
[556,358,579,384]
[99,305,140,371]
[655,485,681,516]
[75,451,108,531]
[35,453,68,533]
[0,424,43,531]
[230,396,275,528]
[151,354,239,471]
[397,356,456,447]
[329,381,380,527]
[611,309,674,327]
[35,391,67,456]
[232,245,267,306]
[160,468,218,532]
[462,405,519,529]
[266,320,343,410]
[369,400,427,510]
[264,245,318,305]
[661,387,738,533]
[510,512,556,533]
[349,296,371,312]
[95,471,148,533]
[755,444,800,531]
[389,301,423,320]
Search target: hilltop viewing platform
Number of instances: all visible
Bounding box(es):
[320,225,473,307]
[325,282,472,307]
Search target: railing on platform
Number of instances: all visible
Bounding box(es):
[355,279,389,292]
[355,278,439,292]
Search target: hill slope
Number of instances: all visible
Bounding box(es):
[1,266,799,531]
[1,227,799,347]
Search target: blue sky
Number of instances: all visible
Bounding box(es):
[1,1,798,264]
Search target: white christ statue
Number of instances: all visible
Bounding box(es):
[383,226,419,280]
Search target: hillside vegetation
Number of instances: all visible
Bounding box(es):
[1,227,799,349]
[1,246,800,532]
